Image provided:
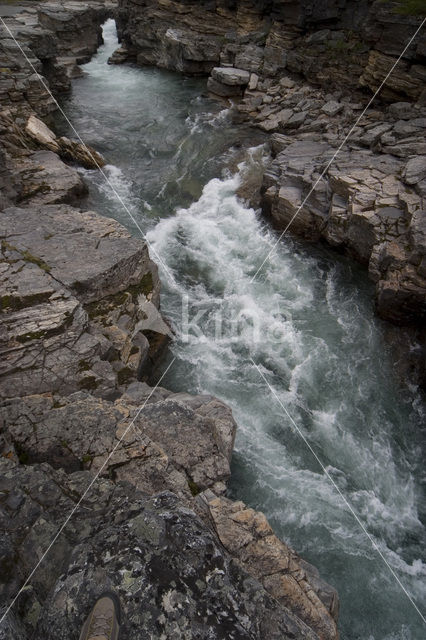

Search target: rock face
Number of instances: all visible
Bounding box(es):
[0,204,161,399]
[0,384,236,499]
[0,459,320,640]
[0,4,339,640]
[0,1,112,115]
[198,492,339,639]
[115,0,425,101]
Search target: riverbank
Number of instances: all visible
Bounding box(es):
[0,3,339,639]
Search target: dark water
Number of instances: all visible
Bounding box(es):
[59,20,426,640]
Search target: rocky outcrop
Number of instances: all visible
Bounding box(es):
[0,204,161,399]
[0,1,113,115]
[198,492,339,639]
[0,459,320,640]
[0,384,236,499]
[248,86,426,324]
[115,1,425,101]
[25,114,106,168]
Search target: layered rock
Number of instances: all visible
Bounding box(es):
[115,1,425,101]
[0,204,161,399]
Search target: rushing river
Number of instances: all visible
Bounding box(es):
[58,20,426,640]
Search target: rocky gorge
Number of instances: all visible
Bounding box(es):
[0,1,425,639]
[114,0,426,376]
[0,2,340,639]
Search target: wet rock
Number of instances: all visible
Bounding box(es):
[107,46,130,65]
[207,77,244,98]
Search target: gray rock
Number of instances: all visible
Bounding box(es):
[207,77,244,97]
[0,459,319,640]
[403,156,426,185]
[321,101,343,117]
[211,67,250,86]
[0,204,160,398]
[0,387,237,499]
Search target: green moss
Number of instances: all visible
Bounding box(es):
[1,240,50,272]
[78,359,92,372]
[16,330,48,343]
[82,453,93,464]
[117,367,134,385]
[85,272,154,321]
[86,290,129,319]
[78,376,99,390]
[1,295,12,311]
[127,272,154,301]
[1,291,52,312]
[188,479,200,497]
[21,250,51,272]
[382,0,426,16]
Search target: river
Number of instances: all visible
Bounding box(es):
[57,20,426,640]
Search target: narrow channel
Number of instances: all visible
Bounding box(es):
[58,20,426,640]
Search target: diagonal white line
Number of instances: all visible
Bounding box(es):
[0,16,176,285]
[249,357,426,625]
[0,356,176,627]
[250,17,426,283]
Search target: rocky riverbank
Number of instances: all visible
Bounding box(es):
[0,3,339,639]
[113,0,426,382]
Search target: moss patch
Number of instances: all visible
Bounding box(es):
[78,376,99,391]
[78,359,92,372]
[128,272,154,300]
[187,479,200,497]
[117,367,134,385]
[1,291,52,312]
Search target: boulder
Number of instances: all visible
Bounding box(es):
[25,115,106,169]
[25,115,59,152]
[211,67,250,86]
[321,101,343,117]
[207,77,244,98]
[403,156,426,185]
